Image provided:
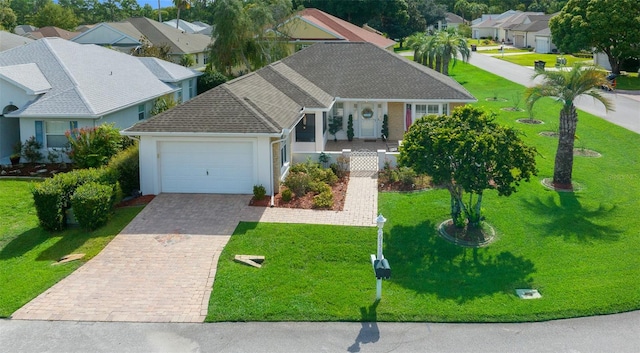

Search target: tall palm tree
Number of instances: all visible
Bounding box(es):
[525,63,614,188]
[174,0,191,29]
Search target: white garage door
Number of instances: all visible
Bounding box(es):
[535,37,549,54]
[160,141,255,194]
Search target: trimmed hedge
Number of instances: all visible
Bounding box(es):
[31,167,121,231]
[70,182,115,230]
[108,144,140,196]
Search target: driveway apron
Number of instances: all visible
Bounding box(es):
[11,176,378,322]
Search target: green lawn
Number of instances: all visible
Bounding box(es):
[477,48,530,54]
[0,180,144,317]
[616,73,640,90]
[496,53,591,67]
[207,62,640,322]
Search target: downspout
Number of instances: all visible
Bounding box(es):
[269,130,289,207]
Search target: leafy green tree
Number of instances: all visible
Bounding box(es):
[131,36,171,61]
[180,53,195,67]
[32,2,78,30]
[550,0,640,74]
[525,63,613,188]
[0,0,17,30]
[398,105,537,228]
[197,66,228,94]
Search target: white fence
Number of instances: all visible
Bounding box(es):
[292,149,398,171]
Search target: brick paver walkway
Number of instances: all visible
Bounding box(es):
[12,176,377,322]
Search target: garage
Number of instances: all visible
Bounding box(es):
[535,37,549,54]
[159,141,256,194]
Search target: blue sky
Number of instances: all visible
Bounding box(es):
[137,0,174,8]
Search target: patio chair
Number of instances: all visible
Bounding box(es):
[382,134,399,152]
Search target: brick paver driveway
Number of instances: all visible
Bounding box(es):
[12,176,377,322]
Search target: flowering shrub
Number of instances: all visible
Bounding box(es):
[66,123,123,168]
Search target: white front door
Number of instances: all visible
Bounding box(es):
[359,104,377,138]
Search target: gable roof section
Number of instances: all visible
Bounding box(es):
[71,23,142,47]
[0,63,51,94]
[27,26,80,40]
[124,17,212,55]
[445,12,465,24]
[0,38,193,118]
[283,42,475,101]
[125,42,475,135]
[138,57,202,83]
[292,8,396,49]
[0,31,34,52]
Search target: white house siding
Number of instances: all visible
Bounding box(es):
[0,81,37,113]
[594,52,612,71]
[138,135,273,195]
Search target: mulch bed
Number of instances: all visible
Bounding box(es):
[250,174,349,211]
[116,195,155,208]
[438,219,495,247]
[0,163,73,178]
[516,118,544,124]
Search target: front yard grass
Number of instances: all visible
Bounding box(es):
[207,62,640,322]
[0,180,144,317]
[496,53,591,67]
[616,74,640,90]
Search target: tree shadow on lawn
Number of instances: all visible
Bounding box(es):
[385,221,535,303]
[0,226,111,262]
[521,192,622,243]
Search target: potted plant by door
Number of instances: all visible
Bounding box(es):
[10,141,22,165]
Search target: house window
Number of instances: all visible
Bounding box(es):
[323,112,327,133]
[428,104,439,115]
[138,104,145,120]
[415,104,427,118]
[442,103,449,115]
[203,55,208,65]
[295,113,315,142]
[45,121,75,148]
[195,55,199,64]
[188,80,195,99]
[333,102,344,117]
[177,89,183,104]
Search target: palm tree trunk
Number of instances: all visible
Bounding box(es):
[442,57,450,76]
[553,105,577,187]
[176,8,181,29]
[435,55,442,74]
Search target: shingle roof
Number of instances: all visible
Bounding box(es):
[27,26,80,40]
[138,57,202,83]
[0,38,198,118]
[125,42,475,135]
[296,8,396,49]
[0,63,51,94]
[124,17,212,55]
[0,31,34,52]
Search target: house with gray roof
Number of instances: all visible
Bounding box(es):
[0,31,34,52]
[123,42,476,196]
[71,17,212,69]
[0,38,201,162]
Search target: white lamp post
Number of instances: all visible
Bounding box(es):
[374,214,386,300]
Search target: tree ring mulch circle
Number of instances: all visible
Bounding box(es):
[539,131,558,137]
[516,118,544,124]
[573,148,602,157]
[501,107,525,112]
[438,219,496,248]
[485,98,508,102]
[541,178,584,192]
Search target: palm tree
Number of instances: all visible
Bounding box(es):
[174,0,191,29]
[433,29,470,76]
[525,63,614,188]
[454,0,469,22]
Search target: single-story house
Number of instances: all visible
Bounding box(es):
[278,8,396,53]
[510,15,553,49]
[433,12,465,31]
[0,38,201,162]
[71,17,212,69]
[123,42,476,196]
[472,10,545,43]
[533,27,557,54]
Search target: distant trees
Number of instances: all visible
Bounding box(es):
[33,2,78,30]
[407,28,470,75]
[0,0,17,30]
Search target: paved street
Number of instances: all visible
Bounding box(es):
[2,311,640,353]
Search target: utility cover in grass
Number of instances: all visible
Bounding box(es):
[516,289,542,299]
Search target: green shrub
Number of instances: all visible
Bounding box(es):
[71,182,115,230]
[22,136,43,163]
[31,180,65,231]
[284,172,311,196]
[313,190,334,209]
[253,184,267,200]
[309,181,331,194]
[398,167,417,187]
[108,144,140,196]
[310,167,338,186]
[66,123,123,168]
[281,188,293,202]
[53,168,119,208]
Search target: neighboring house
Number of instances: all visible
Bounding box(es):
[123,42,475,196]
[433,12,465,31]
[511,14,554,49]
[71,17,212,69]
[533,27,557,54]
[0,31,34,52]
[13,25,37,36]
[278,8,396,53]
[24,26,81,40]
[163,19,212,35]
[471,10,545,43]
[0,38,201,161]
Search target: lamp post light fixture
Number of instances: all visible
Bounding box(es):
[372,214,390,300]
[376,214,386,260]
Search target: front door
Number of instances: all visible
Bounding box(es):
[359,104,377,138]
